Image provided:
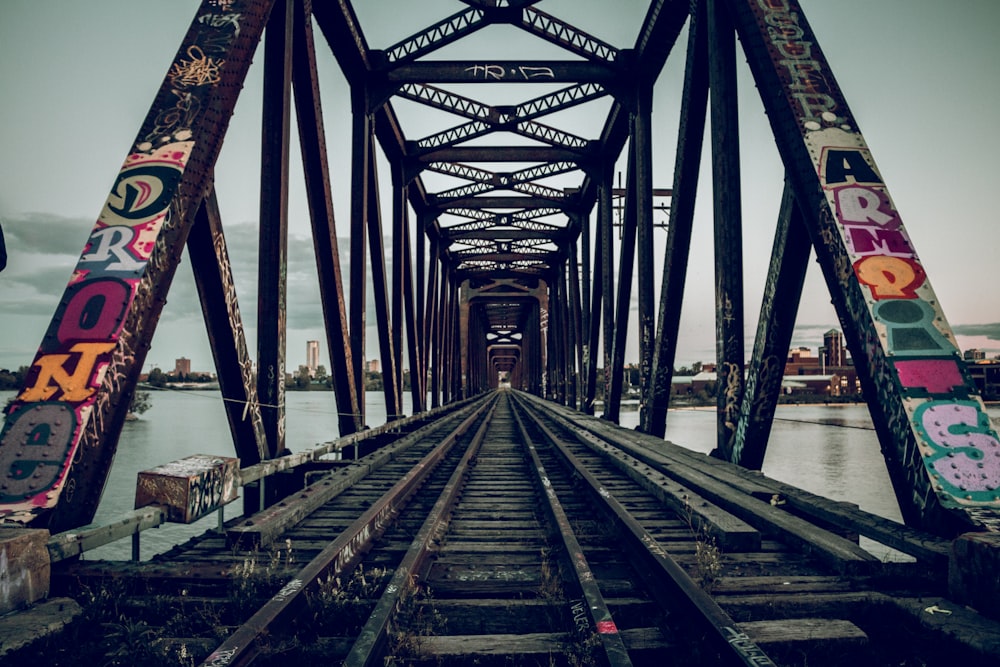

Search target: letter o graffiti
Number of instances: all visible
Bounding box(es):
[107,164,179,221]
[877,300,922,324]
[874,299,952,357]
[57,278,131,344]
[0,402,76,503]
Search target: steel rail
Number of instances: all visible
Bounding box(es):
[510,401,633,666]
[511,394,777,667]
[344,396,501,666]
[198,394,497,667]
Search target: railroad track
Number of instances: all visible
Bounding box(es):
[11,390,1000,666]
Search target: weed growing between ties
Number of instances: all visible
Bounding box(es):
[683,498,723,591]
[300,563,391,637]
[385,581,448,665]
[228,538,297,619]
[63,540,295,665]
[538,546,564,601]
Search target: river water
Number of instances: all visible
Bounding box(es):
[2,389,998,561]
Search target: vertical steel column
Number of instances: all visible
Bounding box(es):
[426,239,440,408]
[440,271,452,404]
[568,241,584,410]
[473,309,483,394]
[647,0,710,437]
[257,0,293,459]
[546,279,556,401]
[583,208,604,415]
[607,140,639,424]
[528,302,543,395]
[733,182,811,468]
[399,187,424,413]
[450,279,461,400]
[435,259,448,407]
[599,171,615,412]
[391,164,406,412]
[561,262,574,407]
[349,89,370,426]
[635,84,656,428]
[580,211,592,360]
[291,0,360,436]
[458,283,469,399]
[416,214,428,405]
[365,141,402,421]
[552,268,566,404]
[708,0,744,459]
[468,306,480,394]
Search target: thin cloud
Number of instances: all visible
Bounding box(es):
[953,323,1000,341]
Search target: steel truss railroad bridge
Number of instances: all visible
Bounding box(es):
[1,1,1000,662]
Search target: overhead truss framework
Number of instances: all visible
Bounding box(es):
[0,0,996,539]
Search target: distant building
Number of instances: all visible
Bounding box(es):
[367,358,380,374]
[784,332,859,397]
[966,359,1000,401]
[964,349,987,361]
[306,340,320,375]
[823,329,846,367]
[175,357,191,376]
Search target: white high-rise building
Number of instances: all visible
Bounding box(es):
[306,340,320,375]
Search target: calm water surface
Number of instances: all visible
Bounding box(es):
[3,389,998,560]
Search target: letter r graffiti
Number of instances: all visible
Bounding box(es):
[82,226,145,273]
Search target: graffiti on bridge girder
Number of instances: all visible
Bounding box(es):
[749,0,1000,513]
[0,0,250,521]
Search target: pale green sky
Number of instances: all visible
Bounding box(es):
[0,0,998,372]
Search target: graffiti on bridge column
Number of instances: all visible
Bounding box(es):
[0,0,250,521]
[748,0,1000,513]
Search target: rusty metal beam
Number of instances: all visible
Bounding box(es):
[733,182,811,470]
[599,172,615,416]
[646,0,709,437]
[187,189,268,466]
[432,195,572,210]
[367,141,403,422]
[257,0,294,462]
[518,6,619,64]
[382,7,490,65]
[291,0,360,436]
[606,141,639,424]
[385,60,615,84]
[392,178,405,413]
[635,84,655,428]
[568,240,583,409]
[583,207,604,415]
[415,146,588,164]
[708,0,744,460]
[349,91,370,423]
[401,192,424,412]
[443,228,572,242]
